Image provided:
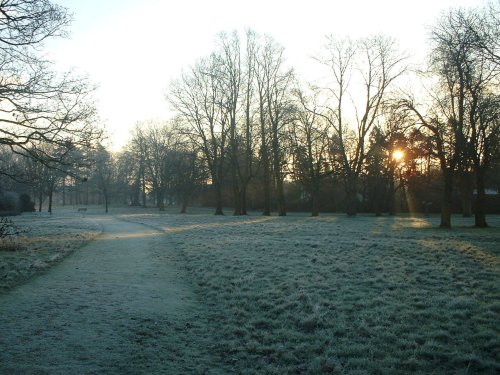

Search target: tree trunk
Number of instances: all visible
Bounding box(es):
[103,187,109,213]
[241,185,248,215]
[141,174,147,208]
[440,170,453,228]
[157,189,165,211]
[311,183,319,217]
[387,168,395,216]
[262,154,271,216]
[38,188,43,212]
[180,195,188,214]
[373,184,382,217]
[276,177,286,216]
[48,188,53,215]
[62,178,66,206]
[131,176,140,206]
[345,175,357,216]
[474,169,488,227]
[400,184,408,213]
[272,122,286,217]
[214,181,224,215]
[85,182,89,206]
[233,185,242,216]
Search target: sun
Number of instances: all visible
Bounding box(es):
[393,149,405,161]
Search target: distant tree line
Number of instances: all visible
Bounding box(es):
[0,2,498,229]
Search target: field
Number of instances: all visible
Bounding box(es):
[0,212,101,293]
[119,210,500,374]
[1,208,499,374]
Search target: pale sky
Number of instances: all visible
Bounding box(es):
[48,0,485,150]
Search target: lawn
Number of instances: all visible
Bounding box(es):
[1,208,498,374]
[0,212,101,293]
[120,211,500,374]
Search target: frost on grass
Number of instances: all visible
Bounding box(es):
[0,214,101,293]
[122,212,500,374]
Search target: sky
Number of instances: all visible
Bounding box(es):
[47,0,485,151]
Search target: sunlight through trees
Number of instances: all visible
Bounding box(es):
[0,1,498,228]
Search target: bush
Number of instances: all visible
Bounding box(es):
[0,191,19,216]
[0,217,20,238]
[0,217,21,251]
[19,193,35,213]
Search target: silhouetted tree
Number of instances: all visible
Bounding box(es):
[291,88,330,216]
[255,35,294,216]
[93,145,114,213]
[217,32,244,215]
[402,4,499,228]
[169,55,228,215]
[315,36,407,215]
[0,0,101,179]
[130,121,176,211]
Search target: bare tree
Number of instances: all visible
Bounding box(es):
[401,4,499,228]
[218,30,261,215]
[19,143,85,213]
[114,149,140,206]
[217,32,243,215]
[0,0,102,179]
[255,39,272,216]
[399,95,459,228]
[128,127,149,207]
[130,121,174,211]
[290,87,330,216]
[255,35,294,216]
[169,55,228,215]
[315,36,407,215]
[458,4,500,227]
[93,144,114,213]
[462,1,500,66]
[167,133,207,214]
[240,29,258,215]
[0,0,71,46]
[470,94,500,226]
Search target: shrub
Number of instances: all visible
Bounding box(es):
[0,217,21,251]
[19,193,35,212]
[0,191,19,216]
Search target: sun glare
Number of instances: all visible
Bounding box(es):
[393,149,405,161]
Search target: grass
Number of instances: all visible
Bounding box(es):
[0,212,101,293]
[2,206,498,373]
[119,211,500,374]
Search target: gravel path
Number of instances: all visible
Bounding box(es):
[0,216,211,374]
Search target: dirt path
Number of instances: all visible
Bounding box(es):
[0,216,212,374]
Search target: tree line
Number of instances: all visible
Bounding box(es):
[0,1,498,228]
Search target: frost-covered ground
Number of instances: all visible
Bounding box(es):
[121,210,500,374]
[0,214,215,374]
[0,211,101,293]
[1,207,499,374]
